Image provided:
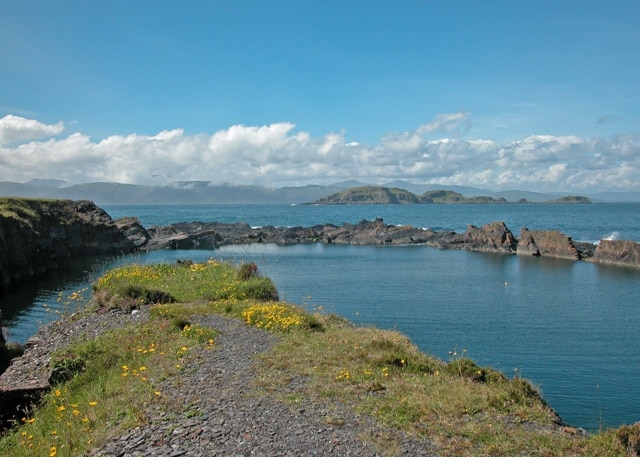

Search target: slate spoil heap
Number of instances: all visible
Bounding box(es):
[1,308,439,456]
[92,313,440,456]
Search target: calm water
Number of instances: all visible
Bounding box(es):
[1,203,639,431]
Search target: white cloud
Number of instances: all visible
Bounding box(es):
[415,111,472,137]
[0,115,64,145]
[0,113,639,193]
[381,132,423,153]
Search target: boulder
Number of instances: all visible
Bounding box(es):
[462,222,518,253]
[517,228,541,256]
[573,241,596,259]
[0,332,54,427]
[331,218,407,245]
[516,228,581,260]
[592,240,640,268]
[114,217,151,248]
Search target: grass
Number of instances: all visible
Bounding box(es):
[252,320,583,456]
[0,259,636,456]
[0,197,49,226]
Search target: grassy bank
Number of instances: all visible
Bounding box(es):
[0,260,637,456]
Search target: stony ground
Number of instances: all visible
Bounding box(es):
[6,308,438,456]
[91,313,438,456]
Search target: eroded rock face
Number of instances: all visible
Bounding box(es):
[517,228,581,260]
[0,199,137,292]
[135,218,640,267]
[592,240,640,267]
[114,217,151,248]
[463,222,518,253]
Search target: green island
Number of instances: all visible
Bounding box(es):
[1,260,638,456]
[312,186,592,204]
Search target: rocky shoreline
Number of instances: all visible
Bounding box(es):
[120,217,639,268]
[2,198,638,298]
[0,199,137,293]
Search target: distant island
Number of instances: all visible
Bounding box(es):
[0,179,627,204]
[311,186,592,205]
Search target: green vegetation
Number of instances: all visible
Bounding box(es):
[421,189,467,203]
[0,260,635,456]
[421,189,507,203]
[548,195,592,204]
[312,186,594,205]
[314,186,507,204]
[92,260,278,310]
[0,197,52,225]
[315,186,422,204]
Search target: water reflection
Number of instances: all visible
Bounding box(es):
[1,254,131,344]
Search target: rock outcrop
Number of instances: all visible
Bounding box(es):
[462,222,518,253]
[144,219,517,254]
[0,198,138,292]
[591,240,640,268]
[0,333,51,426]
[142,218,640,268]
[517,228,582,260]
[2,197,639,301]
[114,216,151,248]
[144,219,474,250]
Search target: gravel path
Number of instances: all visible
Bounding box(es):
[90,313,437,456]
[4,308,585,456]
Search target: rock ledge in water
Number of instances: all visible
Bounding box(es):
[0,198,138,292]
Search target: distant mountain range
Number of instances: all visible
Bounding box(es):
[0,179,638,205]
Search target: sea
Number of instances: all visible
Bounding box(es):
[1,203,639,432]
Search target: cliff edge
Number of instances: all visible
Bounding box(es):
[0,198,137,292]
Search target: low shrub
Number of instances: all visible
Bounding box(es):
[123,285,176,305]
[616,423,640,457]
[48,353,86,385]
[234,278,279,301]
[237,262,258,281]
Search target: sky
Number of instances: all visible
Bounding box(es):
[1,1,639,193]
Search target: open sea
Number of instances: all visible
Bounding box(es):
[1,203,639,432]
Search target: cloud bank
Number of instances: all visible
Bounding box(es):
[1,113,638,193]
[0,115,64,145]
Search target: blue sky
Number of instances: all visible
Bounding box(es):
[1,1,639,192]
